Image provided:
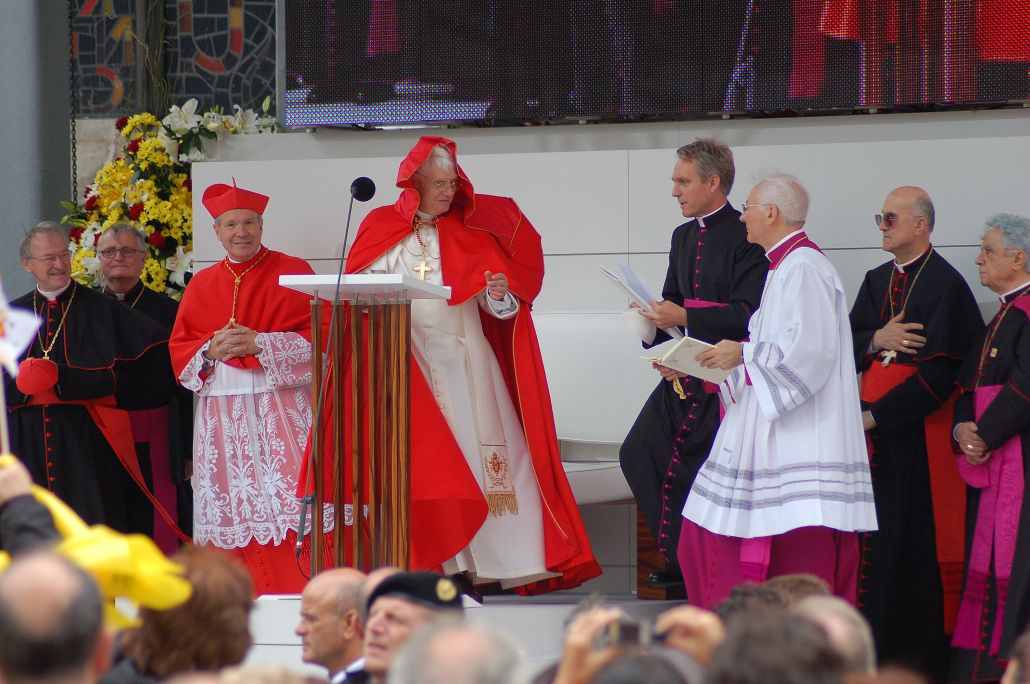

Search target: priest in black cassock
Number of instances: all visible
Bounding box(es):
[98,224,193,552]
[619,139,768,586]
[950,213,1030,682]
[3,221,174,534]
[848,187,981,679]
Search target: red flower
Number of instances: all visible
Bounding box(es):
[127,138,141,154]
[84,196,98,211]
[68,226,85,242]
[82,186,92,198]
[184,177,192,191]
[115,115,129,131]
[129,202,144,220]
[148,231,167,248]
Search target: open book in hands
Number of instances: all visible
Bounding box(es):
[642,336,731,384]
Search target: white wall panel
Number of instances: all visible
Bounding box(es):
[191,112,1029,443]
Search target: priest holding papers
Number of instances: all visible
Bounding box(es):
[619,139,768,588]
[310,135,598,594]
[683,173,877,608]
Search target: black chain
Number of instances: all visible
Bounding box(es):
[67,0,79,200]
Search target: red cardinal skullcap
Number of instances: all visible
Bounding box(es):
[202,179,270,219]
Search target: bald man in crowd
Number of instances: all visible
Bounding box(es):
[0,552,110,684]
[296,568,367,683]
[848,186,980,678]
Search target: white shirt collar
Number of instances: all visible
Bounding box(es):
[893,247,928,274]
[694,202,727,228]
[999,280,1030,303]
[765,229,805,257]
[37,281,72,301]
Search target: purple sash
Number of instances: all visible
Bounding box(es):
[951,384,1025,654]
[683,298,727,398]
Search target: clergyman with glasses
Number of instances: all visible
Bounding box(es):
[847,186,981,679]
[3,220,174,535]
[96,223,193,552]
[306,135,600,594]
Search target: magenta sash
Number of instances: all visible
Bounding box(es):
[951,384,1025,654]
[683,298,728,398]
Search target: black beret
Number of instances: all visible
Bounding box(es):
[366,571,463,612]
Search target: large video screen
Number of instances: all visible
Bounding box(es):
[281,1,1030,127]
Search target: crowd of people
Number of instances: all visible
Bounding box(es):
[0,132,1028,683]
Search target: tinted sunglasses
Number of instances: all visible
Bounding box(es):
[874,212,898,228]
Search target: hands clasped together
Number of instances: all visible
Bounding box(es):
[205,321,261,362]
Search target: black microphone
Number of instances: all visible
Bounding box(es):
[350,176,376,202]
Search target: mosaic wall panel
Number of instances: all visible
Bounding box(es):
[72,0,276,116]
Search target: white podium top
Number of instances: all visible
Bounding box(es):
[278,273,451,301]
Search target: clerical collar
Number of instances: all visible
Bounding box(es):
[416,210,439,222]
[37,280,72,302]
[227,245,267,266]
[894,245,932,273]
[104,280,143,302]
[999,280,1030,304]
[766,230,805,258]
[693,202,728,228]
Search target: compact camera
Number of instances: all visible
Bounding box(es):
[594,618,667,648]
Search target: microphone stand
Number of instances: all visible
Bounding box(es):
[296,180,372,577]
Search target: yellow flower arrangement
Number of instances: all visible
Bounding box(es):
[62,97,277,299]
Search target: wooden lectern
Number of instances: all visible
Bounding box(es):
[279,274,451,573]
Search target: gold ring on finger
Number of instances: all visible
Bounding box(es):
[902,339,909,346]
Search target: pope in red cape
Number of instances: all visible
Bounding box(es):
[171,181,328,594]
[301,136,599,594]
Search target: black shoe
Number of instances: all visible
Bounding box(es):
[647,570,684,587]
[450,573,484,604]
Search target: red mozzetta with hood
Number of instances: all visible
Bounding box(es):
[301,136,600,593]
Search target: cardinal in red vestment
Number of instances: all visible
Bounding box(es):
[171,181,328,594]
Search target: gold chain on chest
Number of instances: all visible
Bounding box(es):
[222,249,270,323]
[32,286,77,359]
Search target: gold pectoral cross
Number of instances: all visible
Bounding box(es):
[880,349,898,367]
[413,260,432,281]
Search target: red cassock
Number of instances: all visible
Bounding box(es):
[298,136,600,593]
[171,247,324,593]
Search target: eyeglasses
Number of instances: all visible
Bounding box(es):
[875,212,927,228]
[27,250,72,265]
[416,173,461,191]
[874,212,898,228]
[97,247,146,259]
[741,202,771,212]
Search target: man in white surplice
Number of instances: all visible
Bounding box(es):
[678,173,878,608]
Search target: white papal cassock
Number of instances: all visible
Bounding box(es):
[682,231,878,538]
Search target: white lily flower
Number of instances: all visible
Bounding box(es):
[202,111,224,133]
[80,225,102,251]
[165,246,192,287]
[157,128,179,159]
[179,148,208,163]
[162,98,202,135]
[232,105,260,134]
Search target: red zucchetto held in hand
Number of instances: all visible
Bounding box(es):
[16,358,58,395]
